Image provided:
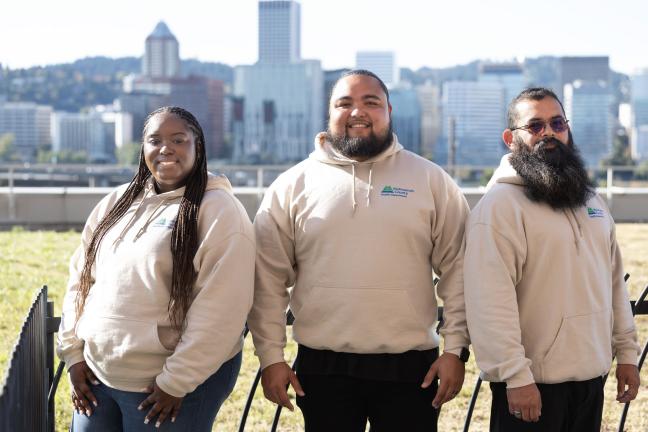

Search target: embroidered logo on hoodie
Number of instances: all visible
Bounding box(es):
[381,185,415,198]
[587,207,605,218]
[152,217,176,229]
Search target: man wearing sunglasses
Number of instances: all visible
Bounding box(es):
[464,87,640,431]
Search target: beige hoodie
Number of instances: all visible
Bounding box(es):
[464,154,639,388]
[57,173,255,397]
[248,133,470,370]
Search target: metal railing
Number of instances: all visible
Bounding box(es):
[2,282,647,431]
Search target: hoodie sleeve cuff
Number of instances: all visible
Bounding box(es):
[616,350,639,366]
[505,367,536,389]
[259,350,286,371]
[63,351,86,370]
[156,374,187,399]
[442,334,470,357]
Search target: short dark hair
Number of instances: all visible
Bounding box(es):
[507,87,566,129]
[332,69,390,103]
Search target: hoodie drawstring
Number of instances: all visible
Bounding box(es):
[134,198,171,241]
[351,163,358,212]
[112,188,150,248]
[366,163,374,207]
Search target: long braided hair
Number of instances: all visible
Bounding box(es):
[75,106,209,333]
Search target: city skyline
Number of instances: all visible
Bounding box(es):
[2,0,648,74]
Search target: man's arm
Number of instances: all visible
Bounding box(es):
[609,223,641,402]
[464,219,533,387]
[425,174,470,407]
[247,183,302,408]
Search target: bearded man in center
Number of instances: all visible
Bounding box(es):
[247,69,471,432]
[464,87,640,431]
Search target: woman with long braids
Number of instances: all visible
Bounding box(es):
[57,106,255,430]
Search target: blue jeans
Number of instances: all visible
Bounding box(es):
[71,351,241,432]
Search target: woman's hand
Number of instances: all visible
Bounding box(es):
[69,361,99,416]
[139,382,184,427]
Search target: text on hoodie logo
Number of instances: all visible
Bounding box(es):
[587,207,605,218]
[381,185,415,198]
[152,217,176,228]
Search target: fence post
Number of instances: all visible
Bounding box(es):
[46,287,56,432]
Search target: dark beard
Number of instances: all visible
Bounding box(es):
[326,123,393,159]
[508,136,595,210]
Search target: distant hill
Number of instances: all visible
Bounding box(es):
[0,57,234,112]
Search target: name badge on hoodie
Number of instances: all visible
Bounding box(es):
[587,207,605,218]
[151,217,176,229]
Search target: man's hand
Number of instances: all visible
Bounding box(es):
[261,362,305,411]
[421,352,465,409]
[138,382,183,428]
[69,361,99,416]
[616,364,640,403]
[506,383,541,422]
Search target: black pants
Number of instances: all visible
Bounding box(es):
[296,373,439,432]
[489,377,604,432]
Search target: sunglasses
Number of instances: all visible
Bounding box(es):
[511,117,570,136]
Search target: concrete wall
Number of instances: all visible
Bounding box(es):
[1,187,647,230]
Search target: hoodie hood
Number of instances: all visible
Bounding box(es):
[143,171,233,198]
[310,132,404,165]
[309,132,404,212]
[113,172,233,246]
[486,153,525,189]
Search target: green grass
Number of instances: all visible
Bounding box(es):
[1,226,647,431]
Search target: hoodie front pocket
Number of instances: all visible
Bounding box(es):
[293,286,431,353]
[540,309,612,383]
[80,316,173,378]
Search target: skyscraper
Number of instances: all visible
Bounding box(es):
[440,81,505,166]
[564,80,612,167]
[233,0,323,163]
[558,57,609,99]
[258,0,301,64]
[355,51,399,88]
[143,21,180,78]
[478,62,526,107]
[630,70,648,160]
[390,86,421,154]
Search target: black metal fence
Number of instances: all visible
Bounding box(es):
[1,283,647,431]
[0,286,60,432]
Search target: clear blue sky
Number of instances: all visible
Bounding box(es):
[2,0,647,74]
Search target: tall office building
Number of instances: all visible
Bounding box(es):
[564,80,612,167]
[0,102,52,162]
[233,0,323,163]
[390,86,421,154]
[355,51,399,88]
[120,76,225,158]
[258,0,301,64]
[631,70,648,160]
[479,62,526,107]
[234,61,323,162]
[440,81,506,166]
[416,83,441,159]
[558,57,609,99]
[143,21,180,78]
[120,22,225,159]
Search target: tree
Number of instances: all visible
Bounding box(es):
[0,133,19,162]
[116,142,141,166]
[601,131,635,167]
